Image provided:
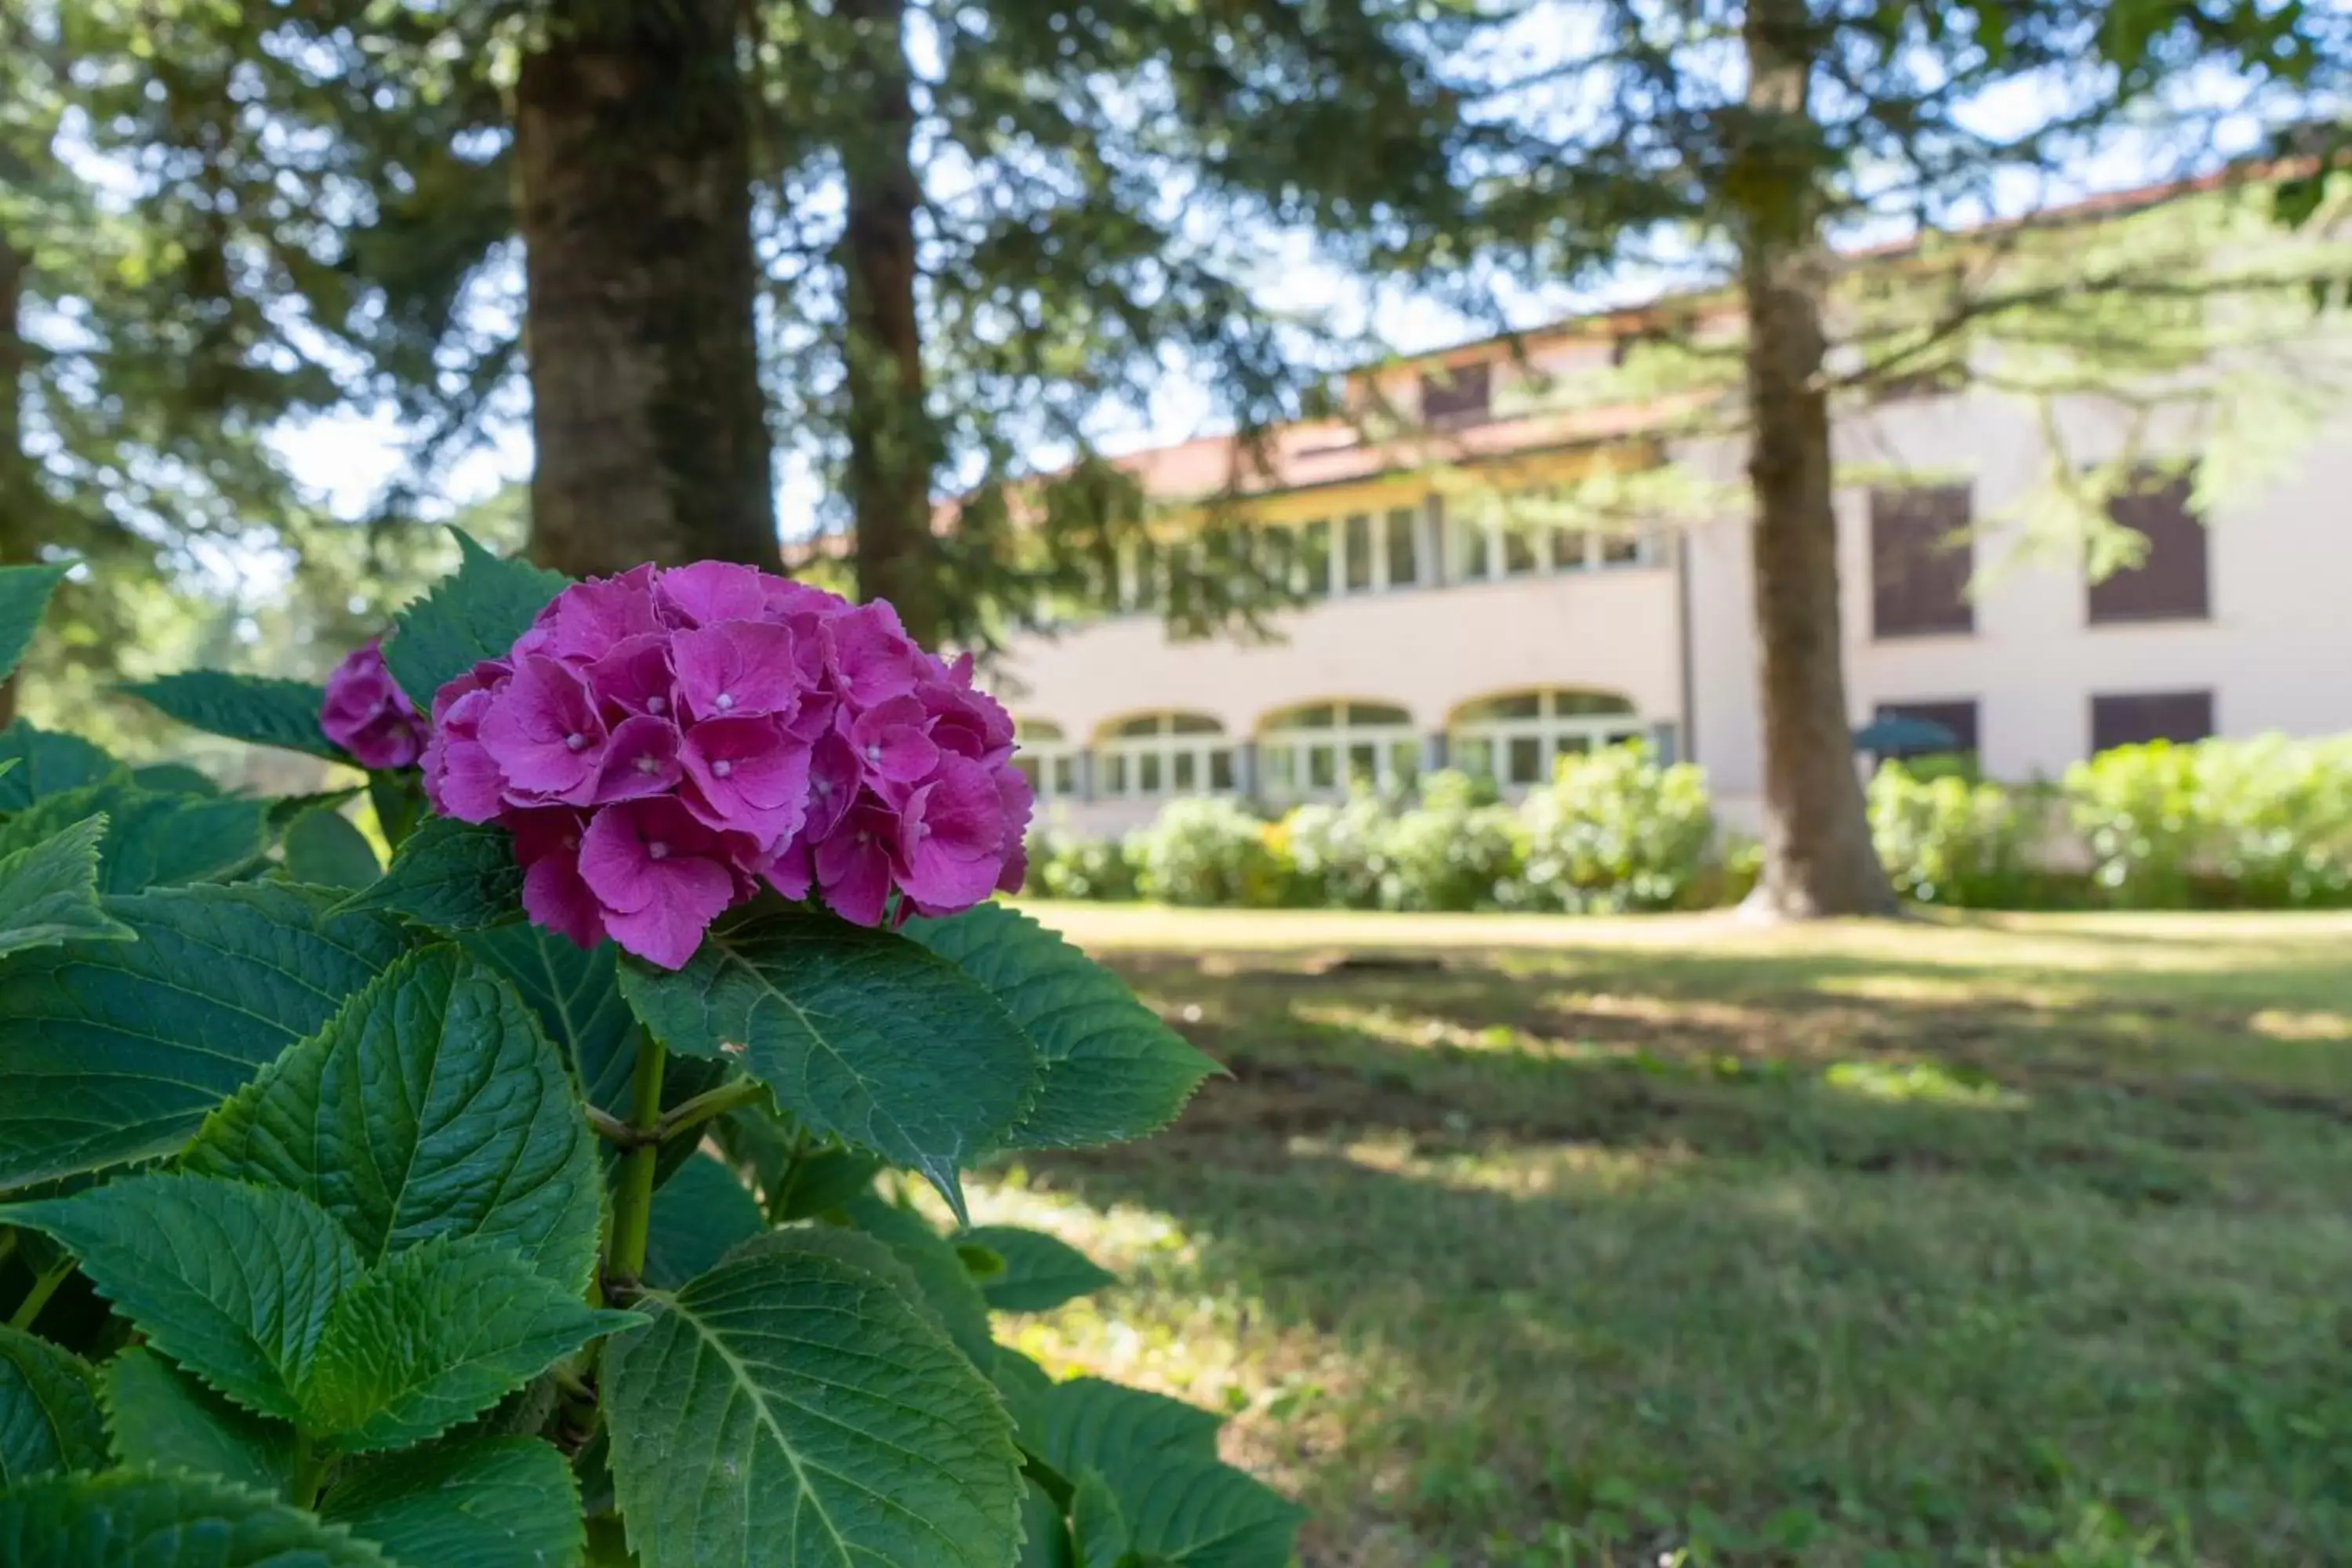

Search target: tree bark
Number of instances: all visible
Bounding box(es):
[514,0,778,579]
[1733,0,1896,917]
[837,0,944,645]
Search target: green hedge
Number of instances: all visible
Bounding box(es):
[1029,735,2352,913]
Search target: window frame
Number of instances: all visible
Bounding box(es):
[1258,701,1419,800]
[1093,713,1237,800]
[1450,689,1643,788]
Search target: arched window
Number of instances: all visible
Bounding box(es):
[1094,713,1234,799]
[1259,701,1417,798]
[1012,720,1080,804]
[1450,689,1641,787]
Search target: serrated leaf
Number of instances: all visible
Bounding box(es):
[298,1236,637,1452]
[963,1226,1120,1315]
[103,1346,299,1499]
[332,815,522,931]
[906,904,1218,1149]
[0,1469,390,1566]
[619,907,1040,1222]
[383,531,567,710]
[0,1323,107,1486]
[0,1172,363,1421]
[121,671,341,761]
[186,946,604,1290]
[0,779,270,893]
[282,808,381,890]
[321,1435,584,1568]
[642,1155,764,1291]
[0,883,410,1191]
[1020,1478,1075,1568]
[0,561,70,684]
[1093,1455,1303,1568]
[604,1243,1023,1568]
[842,1192,996,1371]
[1070,1471,1130,1568]
[132,763,220,796]
[269,789,361,829]
[0,815,135,960]
[1025,1378,1223,1480]
[0,722,123,810]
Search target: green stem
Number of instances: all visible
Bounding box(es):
[290,1432,328,1509]
[0,1229,17,1276]
[604,1034,667,1296]
[9,1259,71,1332]
[655,1077,768,1144]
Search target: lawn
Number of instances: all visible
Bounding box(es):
[964,906,2352,1568]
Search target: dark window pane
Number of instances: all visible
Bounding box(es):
[1871,485,1974,637]
[1301,520,1331,598]
[2091,691,2213,753]
[1308,746,1337,789]
[1420,361,1491,425]
[1051,757,1076,797]
[1348,702,1410,725]
[1347,742,1377,782]
[1462,522,1492,581]
[1210,750,1235,791]
[1384,507,1420,586]
[1503,528,1539,576]
[1115,715,1160,738]
[2089,471,2209,623]
[1388,740,1419,785]
[1599,532,1642,565]
[1171,713,1221,735]
[1872,699,1980,759]
[1507,736,1544,784]
[1476,693,1542,720]
[1131,539,1160,612]
[1105,754,1128,793]
[1553,690,1632,716]
[1343,514,1374,592]
[1140,753,1164,793]
[1263,748,1295,792]
[1173,750,1197,790]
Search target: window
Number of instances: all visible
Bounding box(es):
[1383,506,1421,587]
[1299,520,1332,599]
[1095,713,1235,800]
[1869,700,1979,760]
[2090,691,2213,753]
[1343,514,1375,593]
[1419,361,1491,426]
[1503,526,1541,577]
[1014,720,1081,804]
[1259,701,1417,799]
[1450,689,1641,787]
[1871,485,1973,637]
[2089,470,2208,624]
[1451,492,1657,582]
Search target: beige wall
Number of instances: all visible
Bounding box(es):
[1687,388,2352,826]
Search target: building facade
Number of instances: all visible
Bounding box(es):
[996,302,2352,838]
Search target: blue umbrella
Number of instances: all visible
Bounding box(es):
[1852,714,1958,754]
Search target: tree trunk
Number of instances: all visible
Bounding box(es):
[514,0,778,579]
[1,235,34,730]
[1733,0,1896,917]
[837,0,943,645]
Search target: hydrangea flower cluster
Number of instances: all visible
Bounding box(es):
[320,640,429,770]
[413,562,1029,969]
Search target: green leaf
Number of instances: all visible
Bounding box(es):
[0,815,135,960]
[321,1436,584,1568]
[0,1323,107,1487]
[0,1469,390,1566]
[0,561,70,685]
[963,1225,1120,1315]
[641,1154,764,1291]
[383,531,568,710]
[119,672,341,761]
[281,808,381,890]
[1025,1378,1223,1481]
[131,763,219,796]
[102,1346,299,1499]
[298,1236,638,1452]
[0,723,123,811]
[906,904,1218,1149]
[604,1243,1024,1568]
[619,907,1040,1222]
[186,946,604,1290]
[0,1172,364,1421]
[1070,1471,1130,1568]
[842,1192,997,1371]
[0,883,410,1191]
[0,779,270,893]
[1020,1478,1075,1568]
[332,816,522,931]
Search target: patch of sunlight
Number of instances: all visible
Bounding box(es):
[1811,971,2085,1010]
[1822,1058,2027,1109]
[1293,1001,1575,1060]
[1312,1130,1690,1198]
[2250,1008,2352,1042]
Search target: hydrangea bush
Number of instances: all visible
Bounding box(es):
[0,539,1294,1567]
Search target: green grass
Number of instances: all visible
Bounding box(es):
[967,906,2352,1567]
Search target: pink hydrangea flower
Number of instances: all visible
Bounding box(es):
[320,640,429,770]
[413,562,1030,968]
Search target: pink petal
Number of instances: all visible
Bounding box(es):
[592,714,684,804]
[657,562,769,627]
[602,858,735,969]
[673,620,805,722]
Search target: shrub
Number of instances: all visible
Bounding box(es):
[0,546,1298,1566]
[2190,734,2352,906]
[1513,742,1717,912]
[1377,769,1526,912]
[1279,792,1392,909]
[1869,760,2041,906]
[1127,795,1290,906]
[1031,828,1140,901]
[2064,739,2205,906]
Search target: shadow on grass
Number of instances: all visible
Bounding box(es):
[1000,934,2352,1566]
